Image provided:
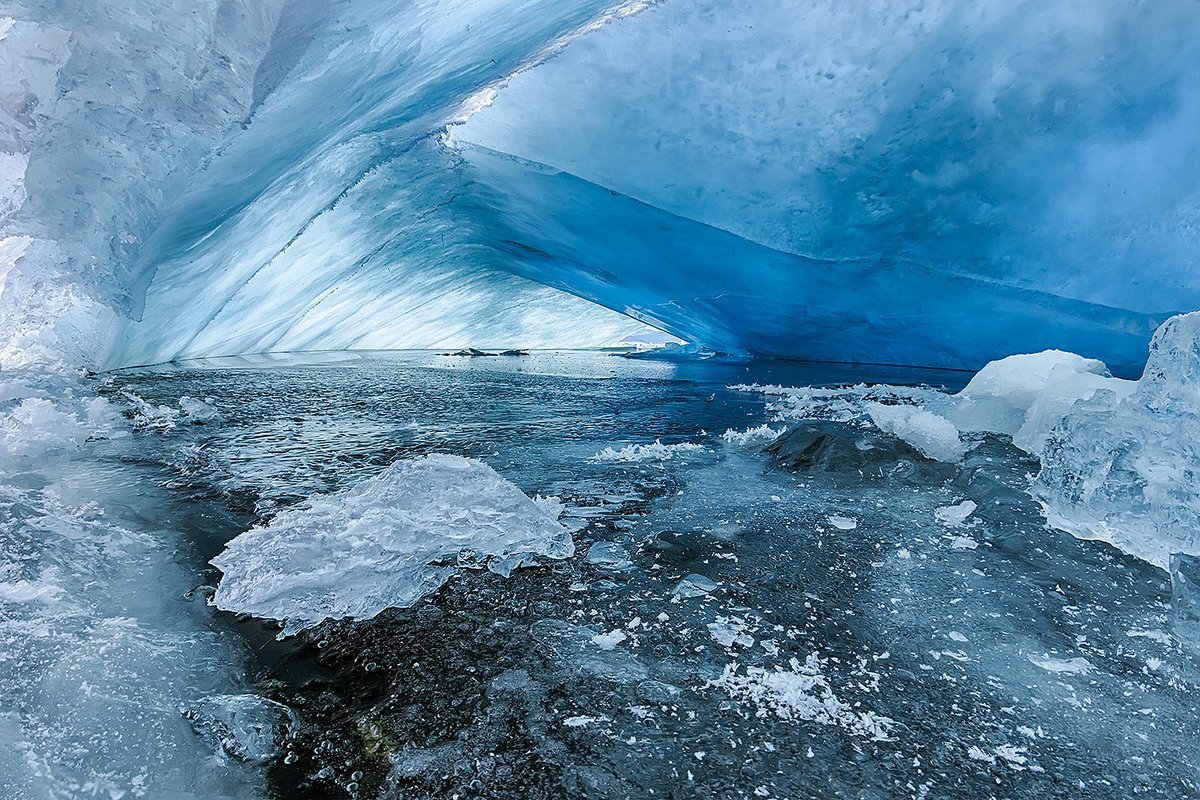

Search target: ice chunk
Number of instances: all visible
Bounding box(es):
[211,454,573,634]
[183,694,297,764]
[672,574,719,599]
[865,402,965,463]
[178,396,220,424]
[1029,656,1092,674]
[826,515,858,531]
[944,350,1134,455]
[590,629,628,650]
[1033,312,1200,568]
[935,500,977,527]
[585,541,632,570]
[707,616,754,648]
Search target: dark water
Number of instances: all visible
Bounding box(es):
[107,351,1199,800]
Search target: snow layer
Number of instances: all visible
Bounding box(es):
[211,454,574,634]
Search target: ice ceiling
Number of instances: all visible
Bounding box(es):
[2,0,1199,372]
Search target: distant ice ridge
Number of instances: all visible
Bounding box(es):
[212,455,574,635]
[735,312,1200,569]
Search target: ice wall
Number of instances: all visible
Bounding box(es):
[453,0,1200,374]
[2,0,1199,369]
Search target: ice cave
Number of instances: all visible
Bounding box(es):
[1,1,1199,798]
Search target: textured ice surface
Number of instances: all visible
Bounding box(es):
[738,312,1200,568]
[105,351,1200,798]
[212,454,573,634]
[3,1,1199,370]
[1171,555,1200,648]
[0,371,267,798]
[1034,312,1200,568]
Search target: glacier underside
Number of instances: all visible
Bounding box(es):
[1,0,1198,371]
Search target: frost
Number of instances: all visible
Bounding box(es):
[967,746,996,764]
[211,455,573,634]
[720,424,783,446]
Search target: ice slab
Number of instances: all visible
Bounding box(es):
[211,454,573,634]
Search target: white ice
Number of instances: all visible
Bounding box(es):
[211,454,574,635]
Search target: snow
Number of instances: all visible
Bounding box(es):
[211,455,573,635]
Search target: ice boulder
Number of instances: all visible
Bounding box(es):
[939,350,1135,456]
[1033,313,1200,569]
[211,454,573,634]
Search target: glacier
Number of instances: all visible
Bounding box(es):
[1,0,1197,371]
[3,0,1200,797]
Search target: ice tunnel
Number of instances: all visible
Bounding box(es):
[2,0,1200,371]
